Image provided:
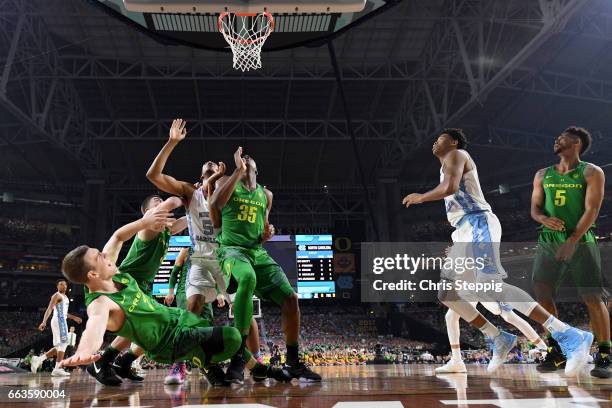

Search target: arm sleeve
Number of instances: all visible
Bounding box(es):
[168,264,181,289]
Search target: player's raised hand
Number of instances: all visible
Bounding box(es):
[215,162,226,177]
[540,216,565,231]
[402,193,424,208]
[143,205,175,231]
[60,351,101,368]
[234,146,247,173]
[169,119,187,143]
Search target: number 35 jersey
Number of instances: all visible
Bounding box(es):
[542,161,589,233]
[217,182,267,249]
[187,187,219,259]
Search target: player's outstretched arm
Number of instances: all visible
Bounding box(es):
[103,206,176,264]
[146,119,196,201]
[67,313,82,324]
[568,164,604,243]
[402,150,466,207]
[207,162,226,227]
[260,188,275,243]
[38,293,60,331]
[60,298,111,367]
[210,147,247,212]
[530,168,565,231]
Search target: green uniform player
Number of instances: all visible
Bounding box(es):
[531,126,610,378]
[211,147,320,383]
[532,161,602,293]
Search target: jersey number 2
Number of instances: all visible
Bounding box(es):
[554,190,566,206]
[238,205,257,223]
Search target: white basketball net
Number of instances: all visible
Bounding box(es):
[218,12,274,72]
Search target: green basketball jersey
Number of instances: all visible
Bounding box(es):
[119,228,171,291]
[542,161,590,233]
[217,182,267,248]
[87,272,182,363]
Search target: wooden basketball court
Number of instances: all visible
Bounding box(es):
[1,364,610,407]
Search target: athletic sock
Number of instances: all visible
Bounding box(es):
[451,348,462,361]
[533,338,548,351]
[99,346,120,368]
[286,342,299,366]
[543,315,569,334]
[118,350,138,368]
[479,322,500,339]
[598,341,611,357]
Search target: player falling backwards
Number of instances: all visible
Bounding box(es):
[147,119,280,385]
[59,207,244,373]
[85,194,186,386]
[31,280,82,376]
[401,128,593,376]
[530,127,610,378]
[210,147,321,383]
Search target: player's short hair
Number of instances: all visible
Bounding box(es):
[441,128,468,150]
[563,126,592,154]
[56,279,67,286]
[62,245,92,285]
[141,194,162,215]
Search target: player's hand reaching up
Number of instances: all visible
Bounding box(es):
[169,119,187,143]
[60,351,101,368]
[142,205,175,231]
[215,162,226,177]
[234,146,247,174]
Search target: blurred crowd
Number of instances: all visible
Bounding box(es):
[0,311,46,356]
[0,217,72,246]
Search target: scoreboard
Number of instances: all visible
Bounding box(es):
[150,234,336,300]
[152,235,191,297]
[295,234,335,299]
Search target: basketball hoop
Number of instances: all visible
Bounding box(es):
[218,12,274,72]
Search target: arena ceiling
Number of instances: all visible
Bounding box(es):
[1,0,612,228]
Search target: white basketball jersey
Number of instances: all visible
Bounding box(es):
[440,151,492,227]
[186,186,218,258]
[52,292,69,323]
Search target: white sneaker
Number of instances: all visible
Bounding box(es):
[30,356,45,374]
[51,367,70,377]
[435,359,467,374]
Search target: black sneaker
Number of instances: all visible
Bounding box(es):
[203,365,230,387]
[590,353,612,379]
[112,361,144,382]
[225,354,246,384]
[86,361,122,386]
[251,363,292,383]
[284,362,321,382]
[536,346,566,372]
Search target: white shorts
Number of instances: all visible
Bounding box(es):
[441,211,507,282]
[185,257,222,302]
[51,318,69,352]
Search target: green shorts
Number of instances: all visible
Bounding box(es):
[532,230,602,295]
[218,245,295,305]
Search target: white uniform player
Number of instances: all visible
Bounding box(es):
[185,185,226,302]
[31,280,81,377]
[50,292,70,352]
[436,151,547,373]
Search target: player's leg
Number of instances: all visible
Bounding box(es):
[247,318,261,361]
[435,307,467,373]
[570,238,611,378]
[51,343,70,377]
[481,302,547,351]
[253,249,320,382]
[218,253,257,383]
